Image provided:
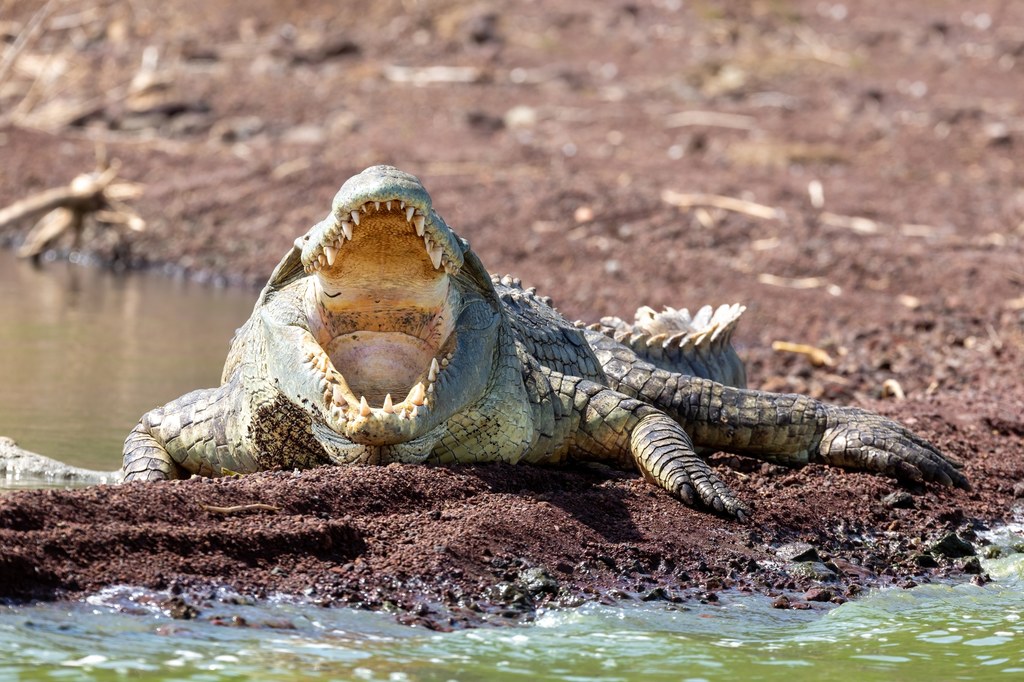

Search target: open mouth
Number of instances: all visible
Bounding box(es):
[299,197,464,435]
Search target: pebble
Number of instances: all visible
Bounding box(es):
[776,542,821,563]
[928,532,975,559]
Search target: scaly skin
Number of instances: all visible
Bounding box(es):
[122,166,968,519]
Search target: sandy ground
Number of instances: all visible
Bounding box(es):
[0,0,1022,627]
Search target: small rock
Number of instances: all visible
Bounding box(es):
[504,105,537,128]
[641,587,671,602]
[465,110,504,132]
[985,122,1012,146]
[929,532,976,559]
[776,542,821,563]
[282,124,326,145]
[829,557,876,579]
[574,206,594,223]
[883,491,915,509]
[161,596,199,620]
[787,561,837,581]
[288,34,360,64]
[957,556,983,574]
[771,595,790,609]
[464,11,500,45]
[1012,481,1024,498]
[803,587,834,602]
[518,567,558,596]
[487,582,530,606]
[915,553,940,568]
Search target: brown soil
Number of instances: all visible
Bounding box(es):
[1,0,1023,628]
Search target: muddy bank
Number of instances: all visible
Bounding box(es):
[1,404,1019,629]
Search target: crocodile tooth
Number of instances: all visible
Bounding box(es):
[382,393,394,413]
[360,396,371,416]
[413,215,425,236]
[350,210,360,226]
[323,245,338,266]
[428,358,439,381]
[332,384,346,405]
[441,357,449,367]
[410,405,419,419]
[400,201,406,210]
[386,201,392,211]
[407,382,426,406]
[405,206,415,222]
[340,221,353,240]
[428,242,443,269]
[374,201,380,211]
[317,253,326,268]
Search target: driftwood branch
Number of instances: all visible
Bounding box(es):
[0,160,145,261]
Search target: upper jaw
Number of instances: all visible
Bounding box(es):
[299,166,465,276]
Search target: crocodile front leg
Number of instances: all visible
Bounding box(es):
[595,342,967,488]
[122,383,257,481]
[523,361,748,518]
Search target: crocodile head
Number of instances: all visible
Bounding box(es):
[293,166,501,452]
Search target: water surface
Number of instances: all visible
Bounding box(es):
[0,251,253,470]
[1,549,1023,681]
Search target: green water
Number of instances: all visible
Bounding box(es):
[0,251,253,470]
[2,251,1024,679]
[1,547,1023,681]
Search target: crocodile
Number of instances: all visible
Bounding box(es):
[120,165,967,518]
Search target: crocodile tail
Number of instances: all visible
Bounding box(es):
[582,304,747,387]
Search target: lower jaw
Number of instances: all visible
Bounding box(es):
[324,331,438,407]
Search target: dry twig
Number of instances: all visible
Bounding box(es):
[199,503,282,515]
[661,189,782,221]
[771,341,836,368]
[0,0,58,88]
[819,212,881,234]
[664,110,758,130]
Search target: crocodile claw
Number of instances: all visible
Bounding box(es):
[815,406,969,490]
